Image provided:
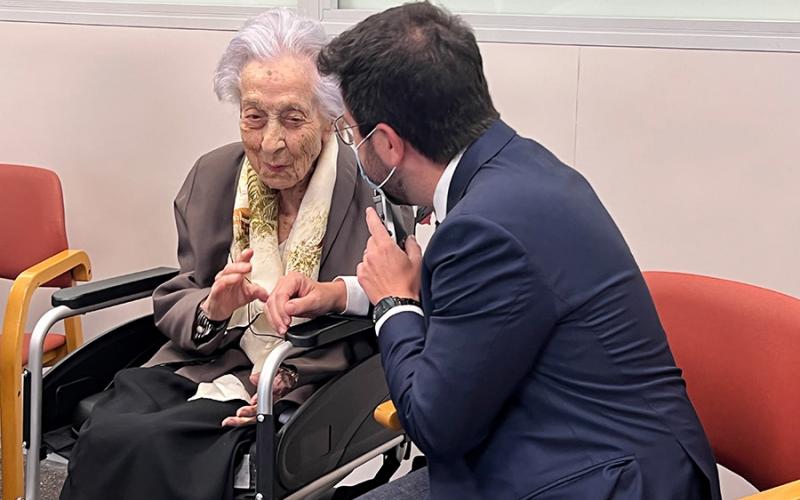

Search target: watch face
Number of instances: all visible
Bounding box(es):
[373,297,396,322]
[373,297,421,323]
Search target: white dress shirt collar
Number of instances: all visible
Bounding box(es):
[432,149,465,223]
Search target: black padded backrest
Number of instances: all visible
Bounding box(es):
[276,353,402,493]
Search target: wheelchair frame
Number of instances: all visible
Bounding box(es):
[23,267,405,500]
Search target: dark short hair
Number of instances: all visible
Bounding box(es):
[318,1,499,164]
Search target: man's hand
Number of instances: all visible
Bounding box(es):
[265,272,348,335]
[202,248,269,321]
[358,207,422,304]
[221,370,297,427]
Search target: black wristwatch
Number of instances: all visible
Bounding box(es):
[193,306,229,345]
[373,296,422,324]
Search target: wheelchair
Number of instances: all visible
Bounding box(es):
[23,267,409,500]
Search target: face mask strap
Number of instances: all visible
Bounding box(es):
[352,126,397,191]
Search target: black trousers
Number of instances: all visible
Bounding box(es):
[60,366,254,500]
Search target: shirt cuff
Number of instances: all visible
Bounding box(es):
[335,276,371,316]
[375,305,424,336]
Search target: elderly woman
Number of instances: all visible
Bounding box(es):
[59,9,409,500]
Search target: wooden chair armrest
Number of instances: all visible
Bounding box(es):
[374,400,402,431]
[1,249,91,368]
[740,479,800,499]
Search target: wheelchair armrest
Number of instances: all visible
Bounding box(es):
[374,400,403,431]
[286,314,374,348]
[741,479,800,499]
[51,267,179,309]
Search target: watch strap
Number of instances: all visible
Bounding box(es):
[373,296,421,324]
[193,306,229,345]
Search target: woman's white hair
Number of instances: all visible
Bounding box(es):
[213,8,343,120]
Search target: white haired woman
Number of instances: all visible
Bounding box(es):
[59,9,410,500]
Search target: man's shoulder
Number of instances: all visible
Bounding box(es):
[475,135,591,210]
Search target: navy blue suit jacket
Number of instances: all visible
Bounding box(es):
[378,121,721,499]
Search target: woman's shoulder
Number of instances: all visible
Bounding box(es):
[175,142,244,210]
[193,142,245,174]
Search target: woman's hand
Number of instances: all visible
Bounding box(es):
[265,272,348,335]
[221,369,299,427]
[202,248,269,321]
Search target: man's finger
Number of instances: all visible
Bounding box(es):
[356,262,367,288]
[366,235,377,254]
[405,235,423,265]
[365,207,392,243]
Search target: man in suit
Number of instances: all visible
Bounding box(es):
[271,2,722,499]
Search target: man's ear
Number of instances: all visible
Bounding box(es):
[372,123,406,167]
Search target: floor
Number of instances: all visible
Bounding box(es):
[0,453,67,500]
[0,444,758,500]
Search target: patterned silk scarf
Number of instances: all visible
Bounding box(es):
[190,136,338,403]
[230,136,338,373]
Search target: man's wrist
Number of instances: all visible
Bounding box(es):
[373,296,422,324]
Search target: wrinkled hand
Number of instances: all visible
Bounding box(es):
[357,207,422,304]
[221,369,298,427]
[202,248,269,321]
[265,272,347,335]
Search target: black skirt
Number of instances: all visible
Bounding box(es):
[60,366,255,500]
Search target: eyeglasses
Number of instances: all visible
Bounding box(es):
[334,115,358,145]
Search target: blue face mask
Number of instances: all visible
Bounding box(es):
[351,127,397,191]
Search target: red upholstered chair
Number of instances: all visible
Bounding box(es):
[643,271,800,499]
[0,164,91,499]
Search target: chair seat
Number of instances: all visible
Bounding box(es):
[22,332,66,365]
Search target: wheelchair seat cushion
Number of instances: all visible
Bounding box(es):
[72,391,105,433]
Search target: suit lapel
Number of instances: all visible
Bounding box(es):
[446,120,516,212]
[320,137,358,266]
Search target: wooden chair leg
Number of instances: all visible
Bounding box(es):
[0,361,25,500]
[64,315,83,353]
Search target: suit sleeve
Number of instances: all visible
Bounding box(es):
[378,214,558,459]
[152,160,244,355]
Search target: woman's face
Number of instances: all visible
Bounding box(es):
[239,56,332,191]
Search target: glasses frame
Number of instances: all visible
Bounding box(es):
[334,115,359,146]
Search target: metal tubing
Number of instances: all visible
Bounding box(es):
[256,341,294,416]
[24,305,72,499]
[25,292,154,499]
[254,340,294,500]
[284,436,407,500]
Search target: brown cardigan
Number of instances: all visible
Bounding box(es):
[146,140,407,404]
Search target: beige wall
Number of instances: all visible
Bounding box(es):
[1,21,799,338]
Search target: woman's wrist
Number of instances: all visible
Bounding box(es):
[322,280,348,314]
